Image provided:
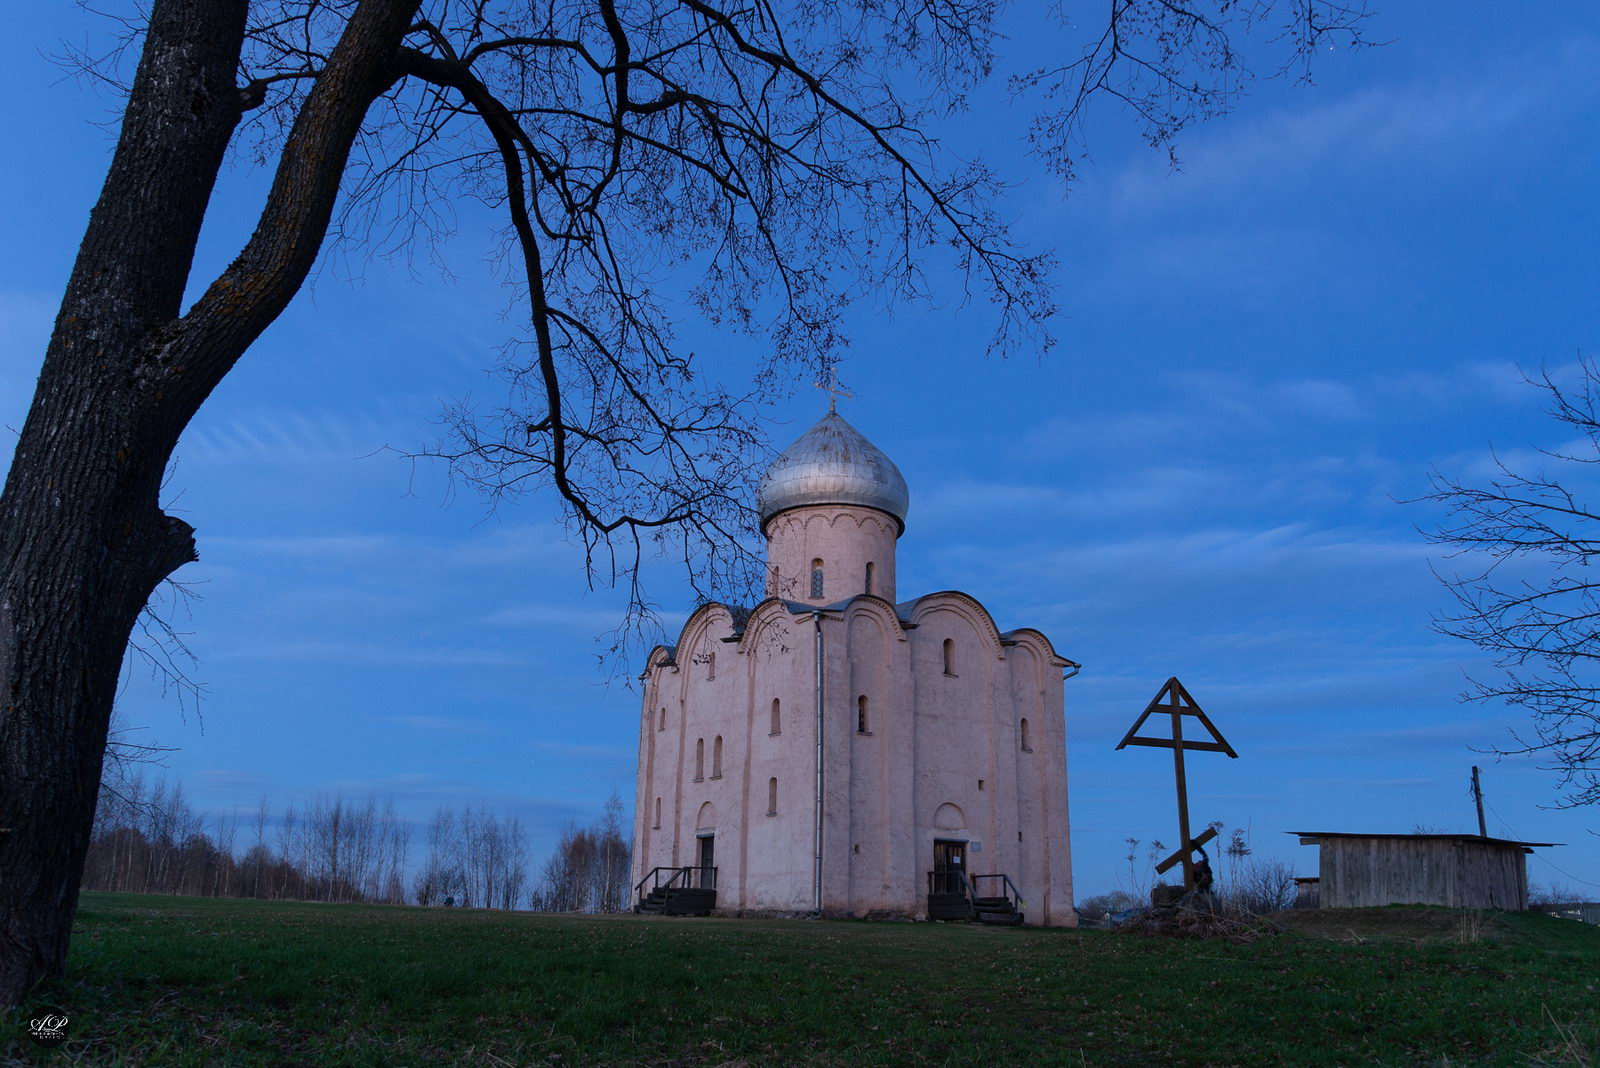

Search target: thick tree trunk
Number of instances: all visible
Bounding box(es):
[0,0,249,1007]
[0,0,421,1007]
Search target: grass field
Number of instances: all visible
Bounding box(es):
[5,893,1598,1065]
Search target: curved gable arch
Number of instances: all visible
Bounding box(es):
[675,602,735,654]
[906,591,1007,657]
[657,602,740,701]
[732,598,802,660]
[1000,627,1073,669]
[734,597,791,637]
[640,644,677,678]
[840,596,907,642]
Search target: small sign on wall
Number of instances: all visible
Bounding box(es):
[970,842,982,853]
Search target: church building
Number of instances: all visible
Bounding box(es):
[631,409,1078,924]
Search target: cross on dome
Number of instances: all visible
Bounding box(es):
[814,371,853,413]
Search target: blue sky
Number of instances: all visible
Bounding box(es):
[3,3,1598,900]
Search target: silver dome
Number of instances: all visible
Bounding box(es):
[757,411,910,531]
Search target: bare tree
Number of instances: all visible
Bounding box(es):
[379,798,409,905]
[304,793,392,902]
[530,801,630,914]
[537,823,598,912]
[414,806,462,907]
[1420,360,1600,808]
[453,807,532,910]
[210,811,241,898]
[0,0,1372,1005]
[275,803,300,900]
[251,797,270,899]
[596,792,631,913]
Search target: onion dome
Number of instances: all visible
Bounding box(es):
[757,412,910,532]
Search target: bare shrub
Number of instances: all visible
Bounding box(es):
[1228,858,1298,916]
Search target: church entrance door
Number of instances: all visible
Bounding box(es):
[696,834,716,889]
[932,839,967,895]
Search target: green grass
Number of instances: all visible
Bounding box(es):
[6,893,1599,1065]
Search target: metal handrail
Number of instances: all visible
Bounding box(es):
[970,873,1025,911]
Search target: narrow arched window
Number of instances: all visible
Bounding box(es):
[767,777,778,816]
[865,561,875,594]
[658,707,666,731]
[694,738,705,781]
[857,695,870,735]
[943,638,956,676]
[706,651,716,680]
[653,797,661,829]
[712,735,724,778]
[770,698,781,735]
[1020,717,1032,751]
[811,558,825,598]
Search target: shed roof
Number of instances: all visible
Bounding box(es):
[1290,831,1559,850]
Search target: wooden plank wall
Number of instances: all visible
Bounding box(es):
[1322,838,1453,907]
[1320,838,1528,909]
[1454,842,1527,910]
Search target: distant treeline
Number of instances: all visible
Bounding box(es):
[83,774,632,912]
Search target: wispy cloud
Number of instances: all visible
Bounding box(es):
[196,769,269,790]
[228,639,526,668]
[1292,777,1438,790]
[978,523,1432,581]
[205,524,574,570]
[1172,371,1365,423]
[178,405,415,468]
[529,740,632,761]
[388,714,497,734]
[207,533,400,560]
[1105,47,1594,219]
[482,603,626,630]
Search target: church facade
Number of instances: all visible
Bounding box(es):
[631,411,1077,924]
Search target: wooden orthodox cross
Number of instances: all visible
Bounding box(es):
[814,371,852,413]
[1116,677,1238,892]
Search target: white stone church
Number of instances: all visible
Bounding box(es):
[630,409,1077,924]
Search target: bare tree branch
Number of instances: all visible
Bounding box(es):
[1418,357,1600,808]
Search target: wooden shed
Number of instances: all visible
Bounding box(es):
[1290,832,1557,910]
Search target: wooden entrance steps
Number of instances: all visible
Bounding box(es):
[927,891,975,921]
[927,872,1025,925]
[973,895,1024,925]
[637,885,717,916]
[633,866,718,917]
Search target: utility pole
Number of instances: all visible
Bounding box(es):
[1471,765,1487,838]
